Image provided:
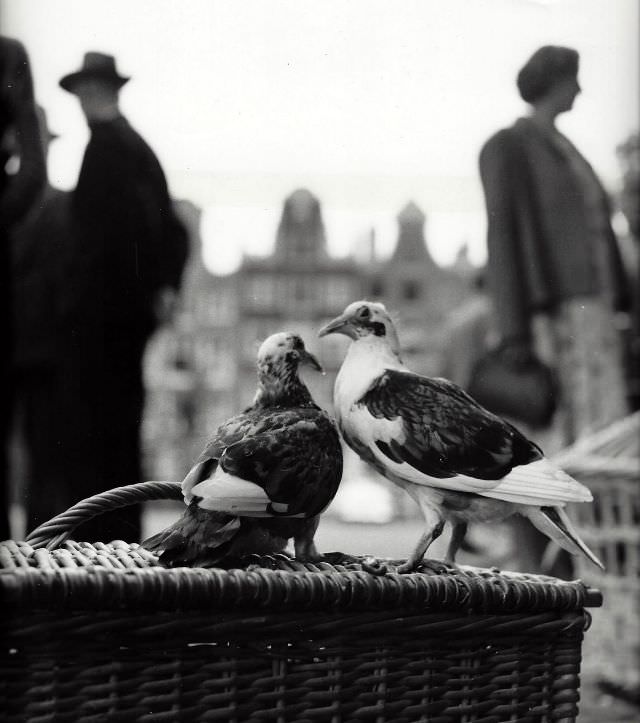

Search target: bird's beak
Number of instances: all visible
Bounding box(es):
[300,349,324,373]
[318,313,353,338]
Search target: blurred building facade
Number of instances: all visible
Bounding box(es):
[142,190,478,517]
[235,188,362,415]
[365,202,471,376]
[143,199,239,480]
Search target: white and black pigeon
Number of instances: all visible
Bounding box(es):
[319,300,603,574]
[143,332,343,568]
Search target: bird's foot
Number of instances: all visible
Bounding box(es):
[421,558,458,574]
[240,552,295,570]
[322,551,388,575]
[395,558,457,575]
[395,560,417,574]
[360,556,388,575]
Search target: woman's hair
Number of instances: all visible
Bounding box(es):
[517,46,579,103]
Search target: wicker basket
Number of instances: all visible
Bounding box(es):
[556,412,640,692]
[1,481,602,723]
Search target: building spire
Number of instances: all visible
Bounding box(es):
[391,201,434,265]
[274,188,328,263]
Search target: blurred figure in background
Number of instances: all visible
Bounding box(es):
[56,52,188,542]
[479,45,630,452]
[616,133,640,411]
[1,37,46,539]
[10,106,71,533]
[479,46,631,575]
[440,271,495,390]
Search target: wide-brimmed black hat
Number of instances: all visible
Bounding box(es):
[59,52,130,93]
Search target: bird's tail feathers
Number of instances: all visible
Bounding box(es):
[505,458,592,503]
[142,504,240,568]
[525,506,604,570]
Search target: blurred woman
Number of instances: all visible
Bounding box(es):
[479,45,631,455]
[479,46,631,577]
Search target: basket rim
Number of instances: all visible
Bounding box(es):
[0,540,603,614]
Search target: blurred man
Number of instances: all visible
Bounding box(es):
[10,106,71,533]
[1,37,46,539]
[58,52,188,542]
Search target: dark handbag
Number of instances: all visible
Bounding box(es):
[467,344,558,428]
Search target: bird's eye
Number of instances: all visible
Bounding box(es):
[292,336,304,351]
[358,306,371,319]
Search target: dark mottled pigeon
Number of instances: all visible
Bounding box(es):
[143,332,342,567]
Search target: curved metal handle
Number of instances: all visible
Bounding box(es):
[25,481,183,550]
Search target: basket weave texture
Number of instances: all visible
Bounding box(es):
[558,412,640,690]
[1,482,602,723]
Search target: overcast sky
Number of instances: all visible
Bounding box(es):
[2,0,638,273]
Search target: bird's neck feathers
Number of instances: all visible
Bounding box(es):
[384,325,402,359]
[336,335,406,404]
[348,334,405,369]
[253,372,318,410]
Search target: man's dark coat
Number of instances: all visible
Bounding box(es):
[1,37,46,540]
[69,115,187,336]
[61,115,188,541]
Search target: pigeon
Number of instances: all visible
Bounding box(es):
[143,332,343,567]
[318,300,603,574]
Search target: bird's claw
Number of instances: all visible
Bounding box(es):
[360,556,388,576]
[322,551,388,575]
[395,561,417,574]
[395,558,456,575]
[420,559,457,575]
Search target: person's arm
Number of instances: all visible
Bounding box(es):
[479,131,531,345]
[134,151,188,292]
[0,38,46,226]
[123,146,188,330]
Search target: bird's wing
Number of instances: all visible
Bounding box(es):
[190,408,343,517]
[181,413,257,500]
[354,370,590,505]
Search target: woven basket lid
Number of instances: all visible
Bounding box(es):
[0,538,601,614]
[1,480,603,614]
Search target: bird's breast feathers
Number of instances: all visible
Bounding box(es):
[334,340,405,425]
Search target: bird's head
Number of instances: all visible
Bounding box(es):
[254,332,323,407]
[258,332,323,375]
[318,301,401,355]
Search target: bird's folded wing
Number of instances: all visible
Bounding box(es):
[186,412,342,518]
[182,459,215,500]
[355,371,590,506]
[371,448,592,505]
[190,470,305,517]
[359,371,541,478]
[181,412,259,501]
[220,416,343,517]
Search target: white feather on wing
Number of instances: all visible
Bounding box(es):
[190,468,305,517]
[351,407,592,507]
